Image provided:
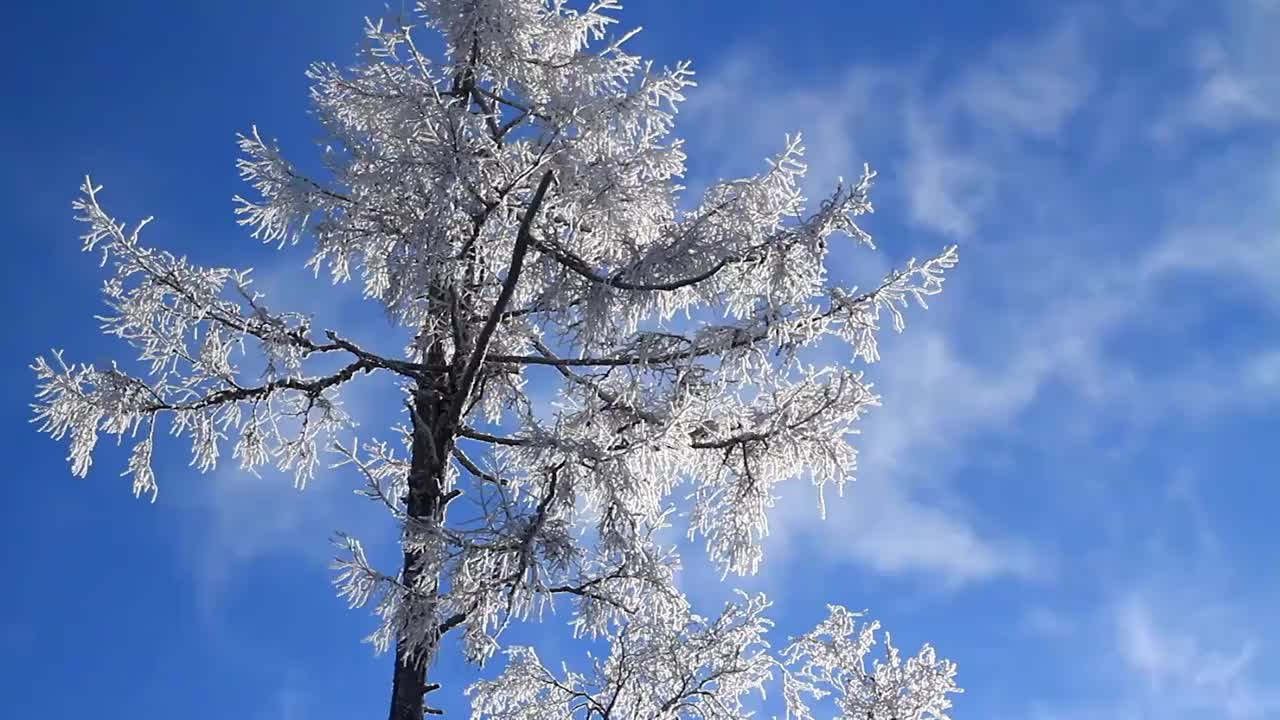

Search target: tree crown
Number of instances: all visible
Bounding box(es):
[33,1,961,717]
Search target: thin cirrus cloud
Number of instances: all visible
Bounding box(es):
[1154,0,1280,138]
[1028,544,1280,720]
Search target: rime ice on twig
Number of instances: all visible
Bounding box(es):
[781,606,961,720]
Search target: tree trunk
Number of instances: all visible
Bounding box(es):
[386,169,551,719]
[389,343,454,720]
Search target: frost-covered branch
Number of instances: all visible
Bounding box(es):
[468,593,776,720]
[780,606,961,720]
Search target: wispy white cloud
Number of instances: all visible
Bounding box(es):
[1115,592,1257,696]
[1091,586,1280,719]
[1138,145,1280,309]
[680,54,899,197]
[900,110,994,238]
[1155,0,1280,138]
[898,11,1095,238]
[953,15,1096,140]
[1017,465,1280,720]
[982,340,1280,719]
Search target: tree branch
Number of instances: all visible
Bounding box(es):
[457,426,539,447]
[480,281,891,369]
[445,168,556,431]
[530,233,733,292]
[451,446,507,485]
[146,359,373,413]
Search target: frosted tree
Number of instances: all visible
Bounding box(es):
[33,2,961,718]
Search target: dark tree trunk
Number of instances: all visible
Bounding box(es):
[389,342,455,720]
[385,169,552,719]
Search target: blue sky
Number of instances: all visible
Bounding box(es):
[2,1,1278,718]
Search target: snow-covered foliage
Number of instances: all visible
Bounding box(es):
[34,1,961,717]
[781,606,959,720]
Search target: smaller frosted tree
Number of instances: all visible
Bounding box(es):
[34,2,962,718]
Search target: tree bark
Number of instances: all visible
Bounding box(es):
[386,168,552,719]
[389,342,454,720]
